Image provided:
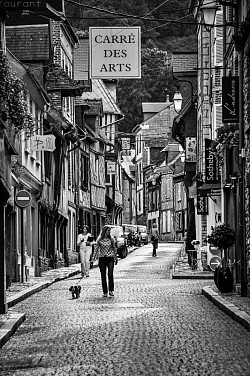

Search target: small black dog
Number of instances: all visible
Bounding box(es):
[69,285,81,299]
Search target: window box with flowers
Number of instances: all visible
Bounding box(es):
[210,124,239,165]
[0,50,34,140]
[206,223,236,293]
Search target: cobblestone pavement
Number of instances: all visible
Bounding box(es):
[0,243,250,376]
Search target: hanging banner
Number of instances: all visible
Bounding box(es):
[205,138,219,184]
[30,135,56,152]
[222,76,239,123]
[186,137,196,162]
[89,27,141,79]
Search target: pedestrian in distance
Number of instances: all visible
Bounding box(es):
[94,225,118,298]
[77,225,94,277]
[149,223,159,257]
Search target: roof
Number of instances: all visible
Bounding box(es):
[121,155,135,181]
[142,102,170,114]
[6,25,50,61]
[172,52,197,73]
[84,99,103,116]
[82,79,123,116]
[46,64,83,96]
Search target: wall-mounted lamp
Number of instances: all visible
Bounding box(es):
[173,91,183,113]
[173,79,194,113]
[201,1,218,30]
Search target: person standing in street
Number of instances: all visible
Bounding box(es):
[149,223,159,257]
[94,225,118,298]
[77,225,94,277]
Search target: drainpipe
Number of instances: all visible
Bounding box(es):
[238,50,247,297]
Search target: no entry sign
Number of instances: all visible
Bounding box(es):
[209,256,221,271]
[15,190,31,208]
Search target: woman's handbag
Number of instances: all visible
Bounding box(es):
[92,244,100,261]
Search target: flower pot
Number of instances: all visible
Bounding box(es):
[216,266,233,293]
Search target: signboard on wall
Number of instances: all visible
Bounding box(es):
[89,27,141,79]
[222,76,239,123]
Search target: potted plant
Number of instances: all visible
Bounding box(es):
[206,224,236,293]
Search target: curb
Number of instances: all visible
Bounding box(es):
[7,269,80,309]
[202,286,250,332]
[172,274,214,279]
[1,269,80,348]
[0,312,26,348]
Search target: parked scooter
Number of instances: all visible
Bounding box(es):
[127,229,141,247]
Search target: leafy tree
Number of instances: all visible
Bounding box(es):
[117,41,175,132]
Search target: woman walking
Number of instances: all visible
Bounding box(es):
[77,225,94,277]
[149,223,159,257]
[94,225,118,298]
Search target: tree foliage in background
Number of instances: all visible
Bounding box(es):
[65,0,197,131]
[117,40,175,132]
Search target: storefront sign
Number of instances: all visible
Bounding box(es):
[205,138,219,184]
[0,1,46,9]
[222,76,239,123]
[89,27,141,79]
[30,135,56,152]
[0,0,63,10]
[186,137,196,162]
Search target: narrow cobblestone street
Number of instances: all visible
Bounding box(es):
[0,243,250,376]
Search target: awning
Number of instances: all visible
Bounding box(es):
[198,183,221,197]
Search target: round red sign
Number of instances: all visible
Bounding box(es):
[15,190,32,208]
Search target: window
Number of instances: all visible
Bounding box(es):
[44,151,52,181]
[176,211,183,232]
[81,153,89,190]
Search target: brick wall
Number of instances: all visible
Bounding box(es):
[74,36,89,81]
[51,21,61,64]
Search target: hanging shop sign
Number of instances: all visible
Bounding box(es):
[107,161,116,173]
[197,195,208,215]
[121,138,131,150]
[197,180,208,215]
[185,137,196,162]
[205,138,219,184]
[30,135,56,152]
[222,76,239,123]
[89,27,141,79]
